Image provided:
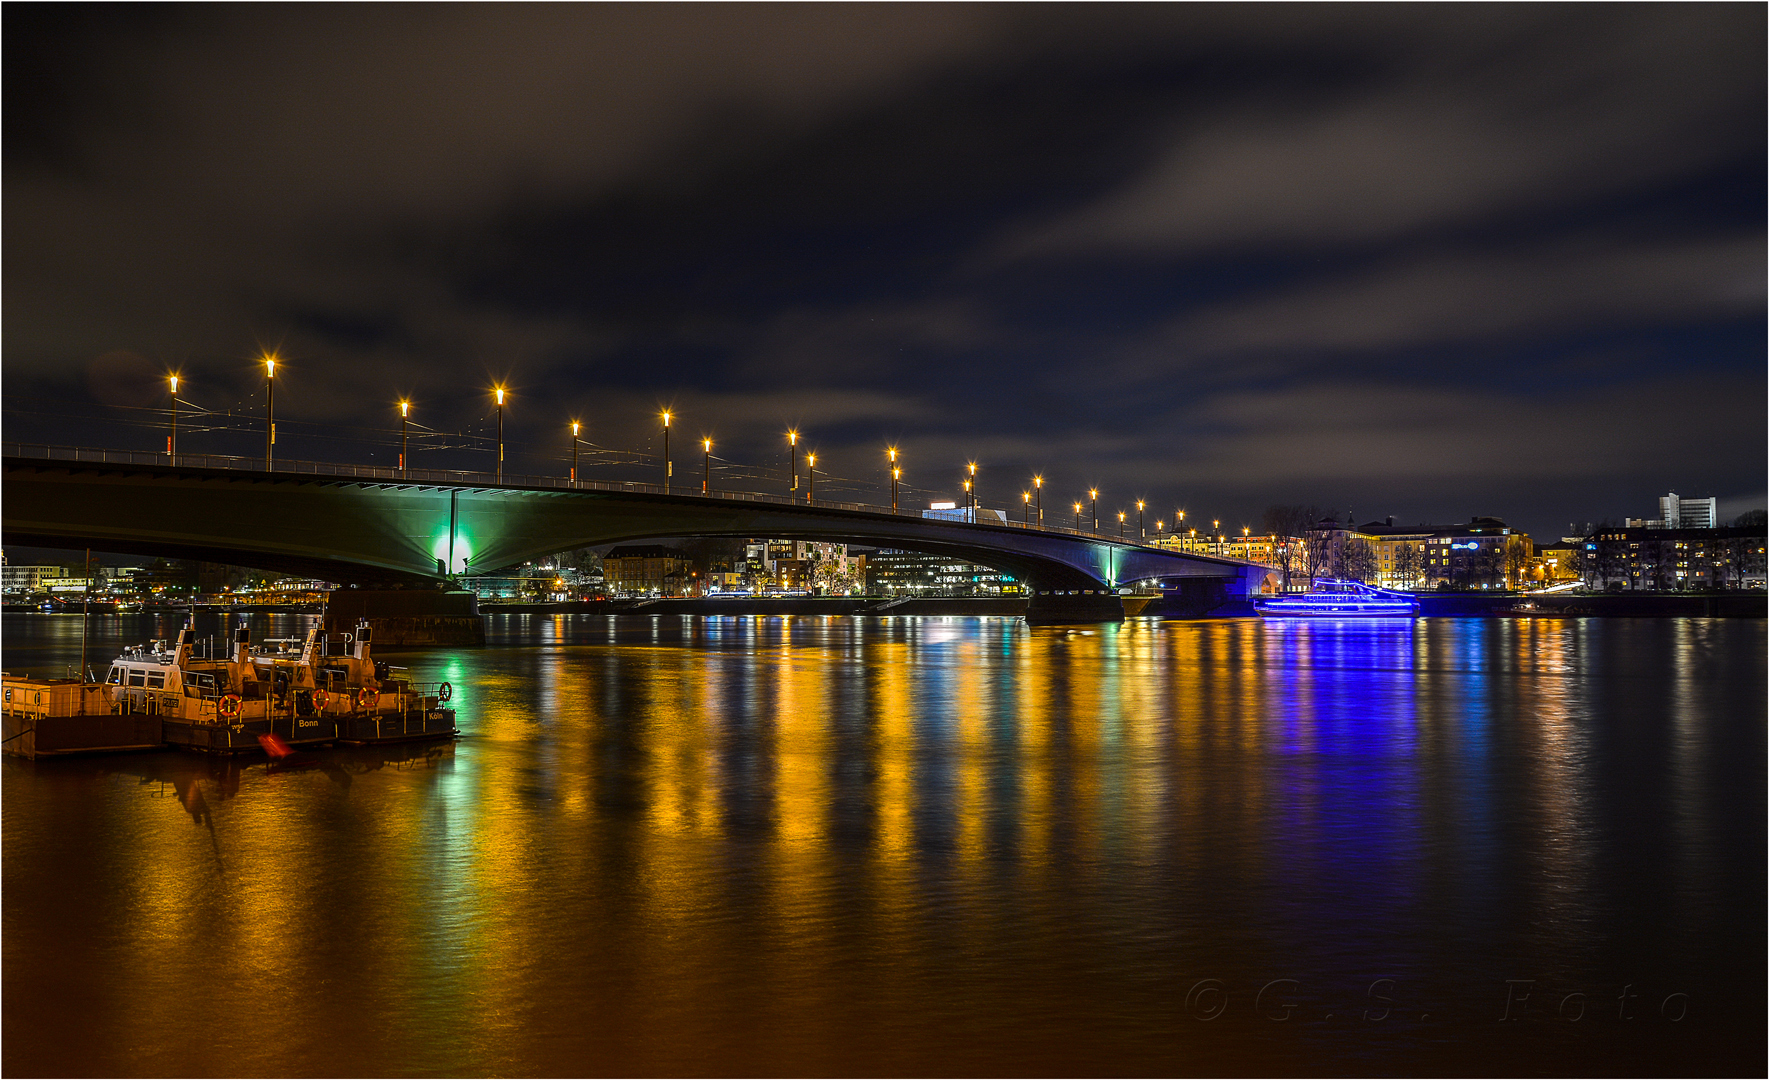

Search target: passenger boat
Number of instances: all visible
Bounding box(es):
[1253,578,1419,618]
[2,619,456,758]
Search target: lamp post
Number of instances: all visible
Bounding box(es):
[167,375,179,464]
[1190,527,1197,553]
[788,430,799,493]
[263,355,276,471]
[967,462,977,512]
[1089,488,1098,534]
[1033,474,1043,525]
[400,400,411,477]
[1213,519,1220,558]
[1155,519,1164,538]
[888,447,899,511]
[806,453,815,502]
[1118,511,1126,540]
[661,411,671,494]
[702,438,712,495]
[962,478,972,517]
[1074,501,1083,532]
[570,420,580,487]
[1137,499,1145,540]
[1022,491,1031,525]
[494,386,506,483]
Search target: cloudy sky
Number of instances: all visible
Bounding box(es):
[6,5,1763,540]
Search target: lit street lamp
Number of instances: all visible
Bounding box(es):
[1074,501,1083,532]
[788,430,799,493]
[1022,491,1031,525]
[570,420,580,487]
[400,400,412,477]
[962,477,972,515]
[967,462,978,512]
[1118,511,1126,540]
[263,355,277,471]
[1137,499,1145,540]
[887,447,899,510]
[1032,474,1043,525]
[493,386,507,482]
[1089,488,1098,534]
[167,374,179,464]
[702,437,712,495]
[1213,519,1220,557]
[807,453,816,502]
[661,410,672,494]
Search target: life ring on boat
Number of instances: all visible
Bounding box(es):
[218,693,242,719]
[437,681,453,703]
[357,686,378,709]
[311,687,329,709]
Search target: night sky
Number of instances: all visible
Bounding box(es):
[6,5,1764,542]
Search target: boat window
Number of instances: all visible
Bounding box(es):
[108,666,124,685]
[146,672,166,689]
[127,669,146,687]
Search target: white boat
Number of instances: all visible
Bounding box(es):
[1253,578,1418,618]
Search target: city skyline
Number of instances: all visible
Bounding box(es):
[6,6,1764,543]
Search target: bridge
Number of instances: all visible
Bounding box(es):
[3,444,1275,624]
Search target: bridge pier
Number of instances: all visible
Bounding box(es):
[322,589,485,646]
[1023,589,1126,625]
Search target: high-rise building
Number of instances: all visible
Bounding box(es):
[1627,491,1717,530]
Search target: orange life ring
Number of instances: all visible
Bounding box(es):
[358,686,378,709]
[437,681,453,703]
[218,693,242,719]
[312,687,329,709]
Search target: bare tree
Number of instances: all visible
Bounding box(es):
[1336,537,1378,583]
[1393,543,1423,589]
[1260,504,1321,591]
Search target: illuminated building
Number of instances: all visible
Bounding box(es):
[602,544,695,597]
[1580,525,1765,591]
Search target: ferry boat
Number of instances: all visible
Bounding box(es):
[3,619,456,758]
[1253,578,1419,618]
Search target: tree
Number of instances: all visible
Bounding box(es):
[1260,504,1321,591]
[812,560,858,595]
[1332,536,1377,583]
[1392,543,1423,589]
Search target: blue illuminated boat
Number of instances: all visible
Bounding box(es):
[1253,578,1418,618]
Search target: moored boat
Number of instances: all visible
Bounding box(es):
[1253,578,1419,618]
[3,619,456,758]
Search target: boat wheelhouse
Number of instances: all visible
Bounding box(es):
[1253,578,1418,618]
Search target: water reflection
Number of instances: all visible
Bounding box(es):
[3,614,1762,1074]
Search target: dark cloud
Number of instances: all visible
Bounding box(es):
[5,5,1763,539]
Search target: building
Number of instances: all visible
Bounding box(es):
[602,545,695,597]
[1580,525,1765,591]
[1,563,67,596]
[1527,540,1585,587]
[864,549,1021,596]
[1627,491,1718,530]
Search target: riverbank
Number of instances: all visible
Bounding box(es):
[480,591,1766,619]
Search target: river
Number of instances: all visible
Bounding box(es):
[4,612,1763,1074]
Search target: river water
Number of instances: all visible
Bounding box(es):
[4,612,1763,1075]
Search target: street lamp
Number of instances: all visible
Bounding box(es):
[962,477,972,516]
[968,461,978,511]
[1118,511,1126,540]
[887,447,899,511]
[1089,488,1098,534]
[1074,501,1083,532]
[1022,491,1031,525]
[806,453,816,502]
[263,355,277,471]
[570,420,580,487]
[1213,519,1220,557]
[494,386,507,482]
[1032,474,1043,525]
[1137,499,1145,540]
[788,430,799,493]
[661,410,672,494]
[400,400,412,478]
[702,437,712,495]
[167,375,179,464]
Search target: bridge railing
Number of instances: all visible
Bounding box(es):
[4,441,1259,561]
